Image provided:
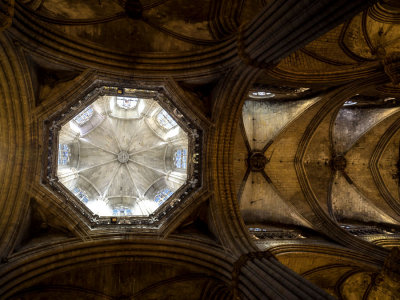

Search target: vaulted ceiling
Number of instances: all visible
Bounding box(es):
[56,94,189,217]
[0,0,400,299]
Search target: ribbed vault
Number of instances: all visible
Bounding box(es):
[57,93,188,217]
[2,0,400,299]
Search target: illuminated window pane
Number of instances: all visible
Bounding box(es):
[112,207,132,216]
[174,149,187,169]
[58,144,71,165]
[73,106,94,125]
[156,110,177,130]
[154,188,173,204]
[72,187,89,203]
[116,97,138,109]
[344,100,357,106]
[249,91,275,99]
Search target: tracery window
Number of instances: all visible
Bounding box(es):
[72,187,89,203]
[154,188,173,204]
[174,149,187,169]
[116,97,138,110]
[73,106,94,125]
[112,207,132,216]
[156,109,177,130]
[58,144,71,165]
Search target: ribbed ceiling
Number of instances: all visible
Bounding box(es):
[57,94,188,217]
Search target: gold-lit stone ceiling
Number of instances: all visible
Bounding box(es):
[2,0,400,299]
[235,91,400,242]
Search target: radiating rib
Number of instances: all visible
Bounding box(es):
[102,164,121,199]
[125,163,142,198]
[260,170,272,184]
[129,143,167,156]
[77,159,118,173]
[239,117,252,153]
[79,138,117,155]
[128,158,167,175]
[103,118,122,152]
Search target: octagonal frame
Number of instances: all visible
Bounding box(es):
[43,80,203,229]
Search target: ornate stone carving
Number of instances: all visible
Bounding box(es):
[330,155,347,171]
[123,0,143,20]
[44,83,203,228]
[248,151,268,172]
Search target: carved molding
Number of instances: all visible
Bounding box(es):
[44,83,203,230]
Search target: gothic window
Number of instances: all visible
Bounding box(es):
[344,100,357,106]
[156,109,177,130]
[112,207,132,216]
[154,188,173,204]
[116,97,138,109]
[174,149,187,169]
[249,91,275,99]
[58,144,71,165]
[73,187,89,203]
[73,106,94,125]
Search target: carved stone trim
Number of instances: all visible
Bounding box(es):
[43,82,203,230]
[248,151,268,172]
[330,155,347,171]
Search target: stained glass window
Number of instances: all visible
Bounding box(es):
[112,207,132,216]
[156,109,177,130]
[58,144,71,165]
[154,188,173,204]
[73,187,89,203]
[174,149,187,169]
[73,106,94,125]
[116,97,138,109]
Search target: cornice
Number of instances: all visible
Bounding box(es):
[269,61,381,85]
[269,244,383,269]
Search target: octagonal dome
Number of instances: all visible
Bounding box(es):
[52,86,198,222]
